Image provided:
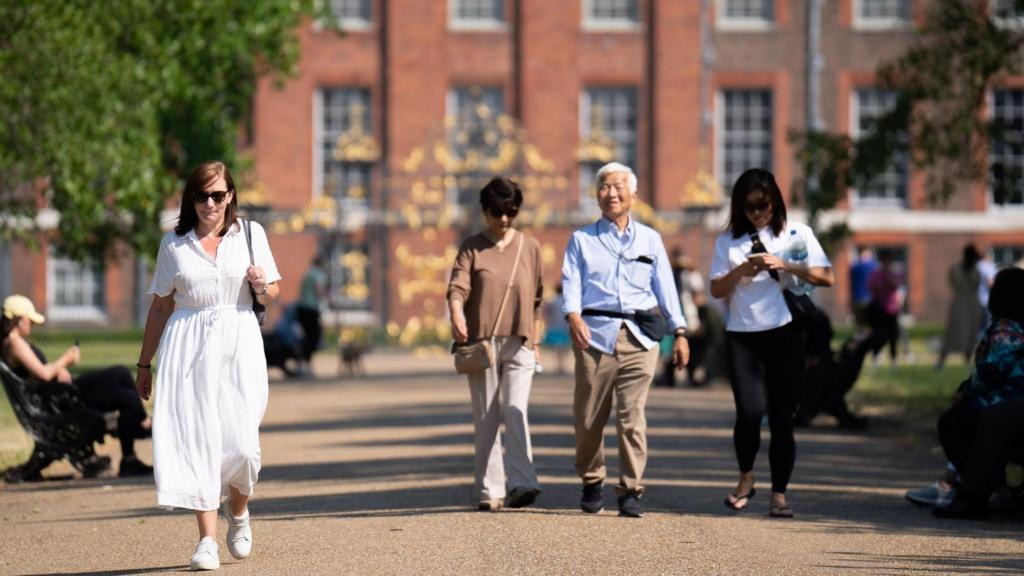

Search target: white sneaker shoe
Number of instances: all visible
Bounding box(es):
[222,501,253,560]
[189,537,220,571]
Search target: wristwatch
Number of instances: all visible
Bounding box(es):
[673,329,687,339]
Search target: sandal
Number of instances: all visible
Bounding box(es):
[769,504,794,518]
[723,488,756,511]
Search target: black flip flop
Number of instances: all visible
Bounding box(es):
[723,488,757,510]
[769,504,794,518]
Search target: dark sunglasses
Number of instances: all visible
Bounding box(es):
[487,207,519,219]
[194,190,230,205]
[743,200,771,213]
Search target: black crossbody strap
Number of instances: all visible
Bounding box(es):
[243,219,258,298]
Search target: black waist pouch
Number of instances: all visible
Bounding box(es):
[582,307,667,342]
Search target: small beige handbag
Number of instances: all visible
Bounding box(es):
[453,233,524,375]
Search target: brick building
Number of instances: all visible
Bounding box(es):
[4,0,1023,332]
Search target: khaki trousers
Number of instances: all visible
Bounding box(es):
[573,326,659,494]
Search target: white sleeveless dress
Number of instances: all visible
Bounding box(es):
[148,221,281,510]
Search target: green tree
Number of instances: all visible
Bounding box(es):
[0,0,330,262]
[792,0,1024,241]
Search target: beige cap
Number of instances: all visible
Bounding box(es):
[2,295,45,324]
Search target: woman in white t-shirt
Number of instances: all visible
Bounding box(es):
[709,168,834,518]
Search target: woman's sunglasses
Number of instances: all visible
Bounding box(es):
[487,207,519,219]
[194,190,230,205]
[743,200,771,214]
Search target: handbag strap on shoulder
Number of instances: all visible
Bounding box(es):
[490,232,524,339]
[243,219,258,298]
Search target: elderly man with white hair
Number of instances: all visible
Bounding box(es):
[561,161,690,518]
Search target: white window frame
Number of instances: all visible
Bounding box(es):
[448,0,508,31]
[716,0,775,32]
[987,88,1024,210]
[581,0,642,32]
[991,245,1024,268]
[849,88,908,208]
[715,89,774,194]
[46,251,107,323]
[853,0,912,31]
[331,0,373,30]
[991,0,1024,29]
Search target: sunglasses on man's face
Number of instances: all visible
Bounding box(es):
[743,200,771,214]
[487,207,519,219]
[194,190,230,205]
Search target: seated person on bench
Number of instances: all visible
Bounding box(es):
[1,295,153,477]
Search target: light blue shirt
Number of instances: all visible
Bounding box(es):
[561,217,687,355]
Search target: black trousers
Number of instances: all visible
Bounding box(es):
[74,366,146,457]
[865,302,899,361]
[726,323,805,494]
[296,306,322,362]
[939,398,1024,502]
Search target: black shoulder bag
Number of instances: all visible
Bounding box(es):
[243,219,268,326]
[748,232,815,324]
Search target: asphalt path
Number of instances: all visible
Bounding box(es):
[1,351,1021,575]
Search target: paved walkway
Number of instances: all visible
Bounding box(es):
[1,351,1022,575]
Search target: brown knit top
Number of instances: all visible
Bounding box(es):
[446,231,544,349]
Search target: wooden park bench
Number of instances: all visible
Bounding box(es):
[0,360,115,482]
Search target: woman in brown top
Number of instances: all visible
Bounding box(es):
[448,177,544,511]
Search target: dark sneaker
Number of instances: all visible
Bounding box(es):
[507,487,541,509]
[118,457,154,477]
[81,455,111,478]
[580,482,604,514]
[932,495,989,520]
[617,492,643,518]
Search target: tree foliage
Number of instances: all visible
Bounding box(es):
[791,0,1024,233]
[0,0,328,261]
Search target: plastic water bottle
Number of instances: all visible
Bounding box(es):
[785,230,812,295]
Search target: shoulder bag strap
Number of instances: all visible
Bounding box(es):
[489,232,525,339]
[243,219,258,298]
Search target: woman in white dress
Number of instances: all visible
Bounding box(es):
[135,161,280,571]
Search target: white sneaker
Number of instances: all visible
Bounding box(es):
[189,537,220,571]
[905,481,953,506]
[222,501,253,560]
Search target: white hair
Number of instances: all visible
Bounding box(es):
[595,162,638,194]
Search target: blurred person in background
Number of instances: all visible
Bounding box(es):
[865,249,904,368]
[848,248,877,332]
[936,244,984,370]
[447,176,543,512]
[295,253,327,376]
[1,295,153,477]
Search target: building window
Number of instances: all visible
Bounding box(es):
[719,0,774,27]
[47,252,106,322]
[852,89,907,205]
[992,245,1024,268]
[450,0,505,27]
[447,86,506,205]
[719,89,773,192]
[317,88,374,210]
[992,0,1024,22]
[328,0,372,28]
[579,87,638,206]
[855,0,911,28]
[584,0,639,27]
[991,89,1024,206]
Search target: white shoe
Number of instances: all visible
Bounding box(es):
[222,501,253,560]
[189,537,220,571]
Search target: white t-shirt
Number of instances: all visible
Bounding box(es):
[710,221,831,333]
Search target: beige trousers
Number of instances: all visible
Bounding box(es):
[466,336,539,501]
[573,326,659,494]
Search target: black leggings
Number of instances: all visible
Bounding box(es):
[74,366,147,458]
[866,303,899,361]
[726,323,805,494]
